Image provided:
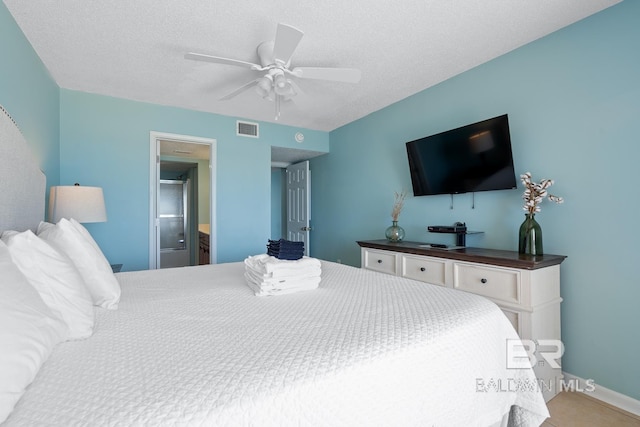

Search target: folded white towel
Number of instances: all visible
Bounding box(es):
[244,272,321,296]
[244,254,322,278]
[243,254,323,296]
[244,266,321,287]
[245,272,321,291]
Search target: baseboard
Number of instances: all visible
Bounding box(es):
[562,372,640,416]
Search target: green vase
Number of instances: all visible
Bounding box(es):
[519,213,543,255]
[385,220,405,242]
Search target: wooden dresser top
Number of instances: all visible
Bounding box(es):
[357,240,566,270]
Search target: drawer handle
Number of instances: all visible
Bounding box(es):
[420,267,426,272]
[480,278,488,284]
[377,259,383,264]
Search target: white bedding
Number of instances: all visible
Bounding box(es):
[5,261,548,426]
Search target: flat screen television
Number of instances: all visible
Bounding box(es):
[406,114,517,196]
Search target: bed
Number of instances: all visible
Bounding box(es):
[0,105,549,426]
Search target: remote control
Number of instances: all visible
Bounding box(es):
[430,243,447,248]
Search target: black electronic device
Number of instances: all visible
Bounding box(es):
[428,224,467,233]
[429,243,448,248]
[406,114,517,196]
[427,222,471,246]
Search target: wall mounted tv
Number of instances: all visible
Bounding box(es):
[406,114,517,196]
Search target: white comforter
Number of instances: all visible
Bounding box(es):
[6,261,548,426]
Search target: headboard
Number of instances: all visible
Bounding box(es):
[0,105,46,233]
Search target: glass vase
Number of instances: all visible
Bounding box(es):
[385,220,405,242]
[518,213,543,255]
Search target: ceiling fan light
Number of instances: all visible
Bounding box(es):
[255,76,272,98]
[275,80,296,98]
[274,73,287,88]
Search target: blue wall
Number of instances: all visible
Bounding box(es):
[311,1,639,400]
[0,3,59,187]
[59,90,328,271]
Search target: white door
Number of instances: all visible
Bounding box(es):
[286,161,310,256]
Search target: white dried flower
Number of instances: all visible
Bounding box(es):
[521,172,563,215]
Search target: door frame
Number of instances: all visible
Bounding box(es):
[149,131,217,269]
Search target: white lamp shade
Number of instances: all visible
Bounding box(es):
[48,185,107,223]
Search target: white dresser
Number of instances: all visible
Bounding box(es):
[358,240,566,401]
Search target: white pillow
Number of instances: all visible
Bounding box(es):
[0,239,68,423]
[35,220,54,234]
[1,230,94,340]
[69,218,104,254]
[37,219,120,309]
[39,219,107,260]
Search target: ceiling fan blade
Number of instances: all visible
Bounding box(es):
[272,23,304,65]
[290,67,362,83]
[185,52,264,71]
[219,79,260,101]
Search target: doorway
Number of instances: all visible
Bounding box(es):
[149,131,216,269]
[271,158,312,256]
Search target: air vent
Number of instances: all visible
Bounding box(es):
[237,121,259,138]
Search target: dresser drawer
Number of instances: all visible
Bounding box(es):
[453,263,520,304]
[401,255,447,286]
[363,249,397,275]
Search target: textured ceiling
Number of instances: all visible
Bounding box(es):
[4,0,620,132]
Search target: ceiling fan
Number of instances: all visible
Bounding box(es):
[185,23,362,119]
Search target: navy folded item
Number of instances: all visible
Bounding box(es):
[274,252,303,260]
[267,249,304,257]
[278,243,304,248]
[268,243,303,249]
[267,245,304,251]
[268,239,304,248]
[269,245,303,252]
[266,239,305,260]
[274,249,304,254]
[268,252,303,259]
[267,246,302,252]
[270,238,303,245]
[267,251,303,260]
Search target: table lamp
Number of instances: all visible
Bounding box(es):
[48,183,107,223]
